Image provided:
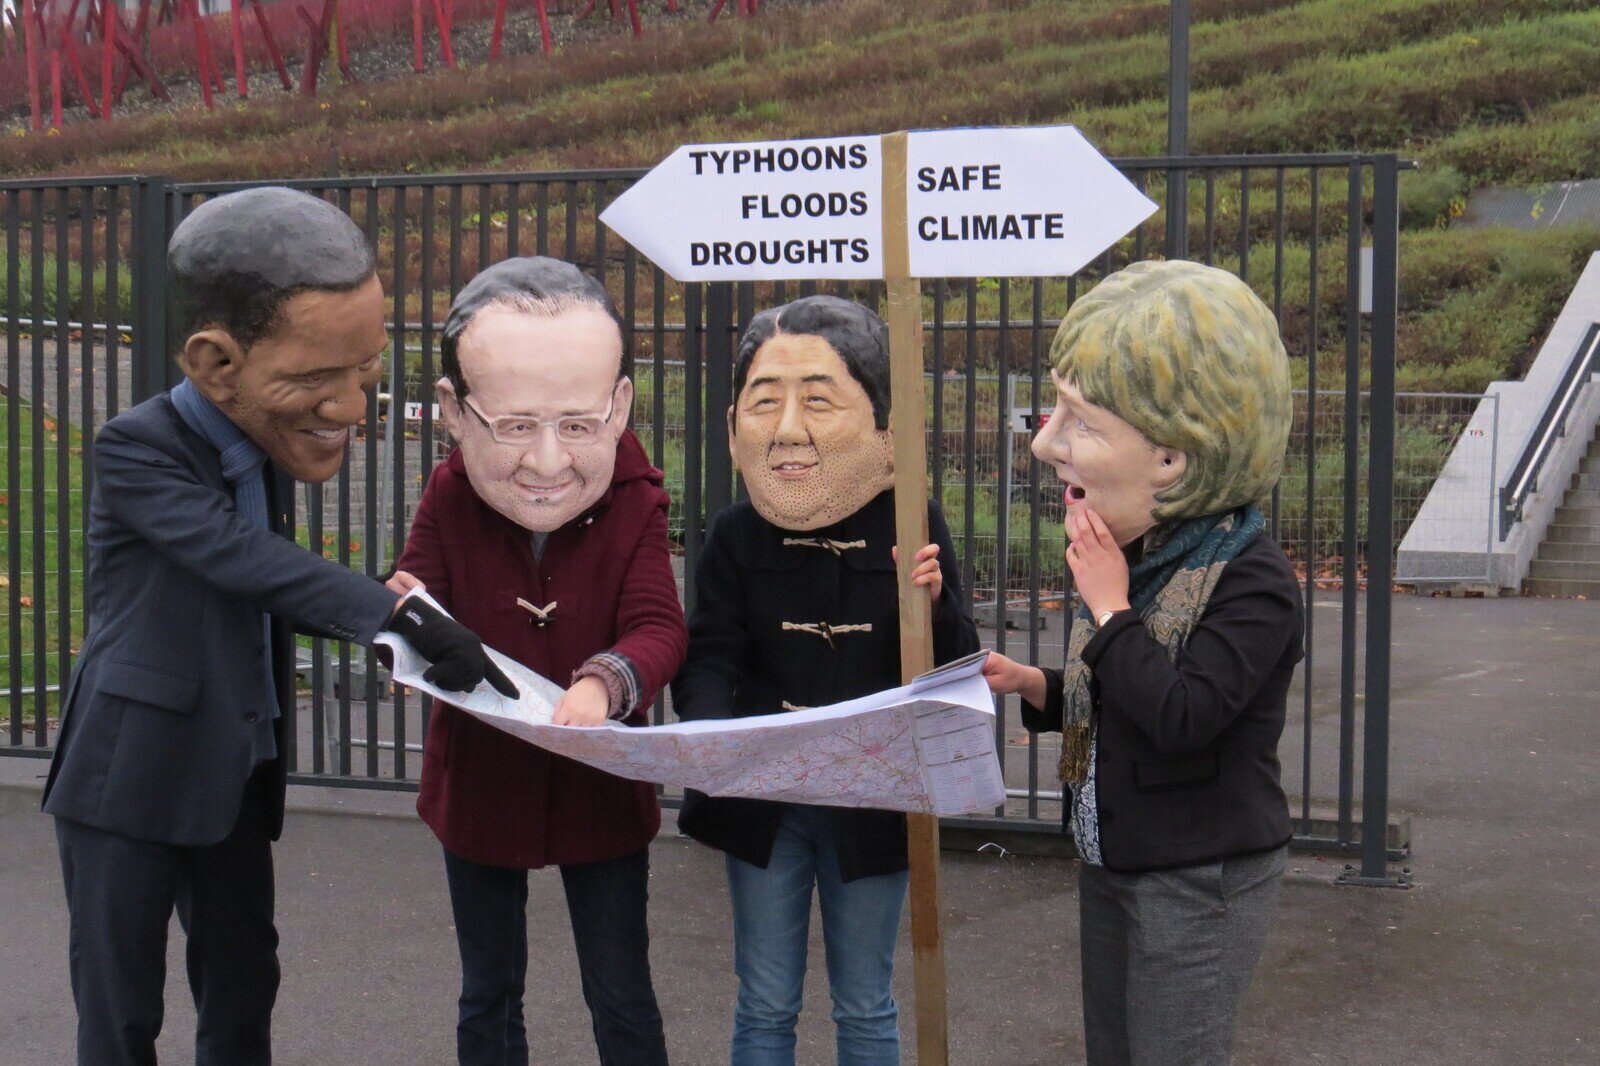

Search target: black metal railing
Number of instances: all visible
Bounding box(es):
[1,154,1404,879]
[1499,322,1600,540]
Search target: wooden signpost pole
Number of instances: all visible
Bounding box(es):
[881,129,949,1066]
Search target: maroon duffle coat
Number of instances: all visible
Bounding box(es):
[397,431,687,869]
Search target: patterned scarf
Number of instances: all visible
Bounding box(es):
[1057,504,1266,786]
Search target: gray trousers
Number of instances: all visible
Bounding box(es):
[1078,845,1287,1066]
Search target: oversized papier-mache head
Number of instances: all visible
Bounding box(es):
[438,257,632,532]
[169,187,389,485]
[729,295,896,531]
[1031,260,1292,545]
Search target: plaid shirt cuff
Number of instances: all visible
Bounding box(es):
[572,652,643,720]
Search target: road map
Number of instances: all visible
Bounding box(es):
[374,593,1005,816]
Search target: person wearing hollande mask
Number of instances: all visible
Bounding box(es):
[42,187,511,1066]
[671,295,979,1066]
[982,260,1305,1066]
[386,257,685,1066]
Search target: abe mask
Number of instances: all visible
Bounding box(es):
[729,297,895,531]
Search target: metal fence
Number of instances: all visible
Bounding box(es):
[1,154,1405,879]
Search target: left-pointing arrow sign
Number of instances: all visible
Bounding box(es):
[599,134,884,282]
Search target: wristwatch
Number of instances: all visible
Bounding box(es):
[1093,609,1118,629]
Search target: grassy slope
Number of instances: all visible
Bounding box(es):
[2,0,1598,392]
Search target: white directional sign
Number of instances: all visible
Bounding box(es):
[600,126,1156,282]
[599,134,884,282]
[905,126,1157,279]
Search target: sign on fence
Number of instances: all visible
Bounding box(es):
[600,126,1157,282]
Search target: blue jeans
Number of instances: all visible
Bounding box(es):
[442,846,667,1066]
[725,805,908,1066]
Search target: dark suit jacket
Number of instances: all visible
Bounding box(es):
[671,491,979,882]
[397,433,687,869]
[42,392,398,846]
[1022,532,1303,873]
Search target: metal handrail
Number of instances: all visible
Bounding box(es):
[1499,322,1600,540]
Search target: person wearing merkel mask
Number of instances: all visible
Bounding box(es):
[387,258,685,1066]
[672,295,978,1066]
[983,261,1304,1066]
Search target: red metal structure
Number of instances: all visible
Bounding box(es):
[7,0,701,129]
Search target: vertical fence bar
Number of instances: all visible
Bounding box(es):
[652,267,666,473]
[564,181,578,262]
[30,189,46,736]
[536,182,550,257]
[1269,168,1286,536]
[506,182,520,258]
[993,277,1010,814]
[705,283,733,519]
[1338,161,1362,842]
[594,180,609,287]
[1026,276,1043,819]
[79,188,95,648]
[1301,166,1319,829]
[1358,155,1400,881]
[622,241,637,380]
[962,279,977,596]
[309,479,327,774]
[6,190,21,744]
[1237,167,1250,286]
[449,185,463,298]
[682,284,703,614]
[131,177,170,403]
[932,279,945,505]
[54,188,72,726]
[105,187,121,420]
[477,183,492,276]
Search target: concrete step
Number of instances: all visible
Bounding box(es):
[1539,541,1600,563]
[1561,489,1600,508]
[1546,521,1600,543]
[1581,453,1600,475]
[1554,505,1600,525]
[1570,472,1600,494]
[1523,576,1600,597]
[1527,559,1600,581]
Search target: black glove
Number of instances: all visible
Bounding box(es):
[385,597,518,698]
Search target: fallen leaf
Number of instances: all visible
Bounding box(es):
[19,595,33,607]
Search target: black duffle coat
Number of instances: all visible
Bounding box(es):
[671,489,980,882]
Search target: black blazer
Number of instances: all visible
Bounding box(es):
[1023,532,1303,873]
[42,393,399,846]
[671,491,979,881]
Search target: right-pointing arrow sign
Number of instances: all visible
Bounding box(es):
[600,126,1156,283]
[904,125,1158,279]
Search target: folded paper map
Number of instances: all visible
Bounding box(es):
[374,593,1005,816]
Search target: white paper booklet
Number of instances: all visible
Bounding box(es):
[374,593,1005,816]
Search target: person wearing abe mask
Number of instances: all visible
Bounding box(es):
[983,260,1305,1066]
[387,257,685,1066]
[42,187,510,1066]
[671,295,979,1066]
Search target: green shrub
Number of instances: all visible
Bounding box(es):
[0,249,135,325]
[1399,165,1467,229]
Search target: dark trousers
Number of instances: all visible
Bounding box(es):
[1078,845,1287,1066]
[443,845,668,1066]
[55,764,280,1066]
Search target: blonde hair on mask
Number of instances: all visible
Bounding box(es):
[1049,260,1292,522]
